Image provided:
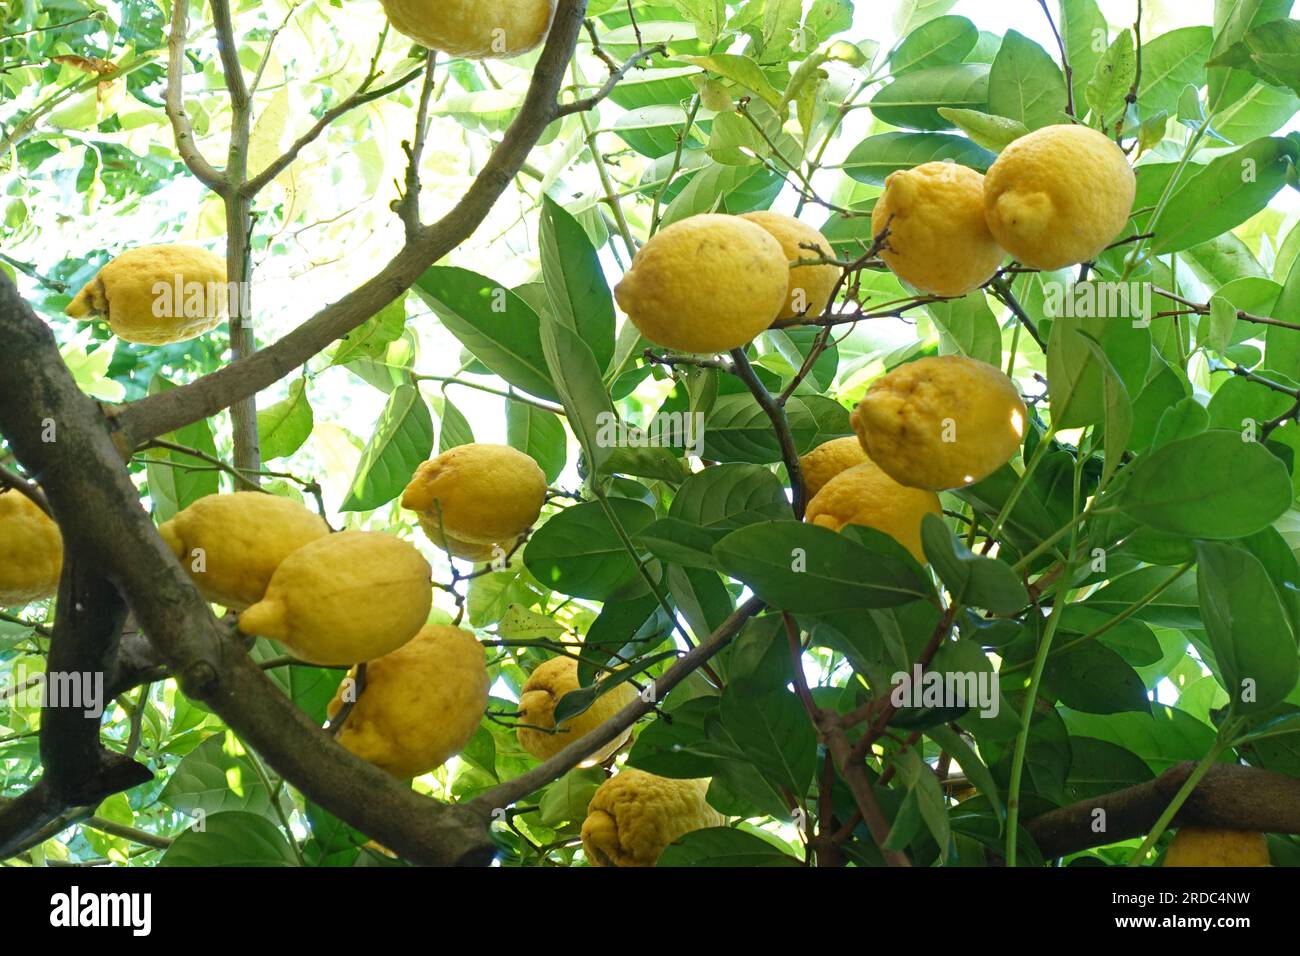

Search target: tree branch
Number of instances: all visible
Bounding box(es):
[1025,761,1300,859]
[729,348,807,519]
[164,0,225,191]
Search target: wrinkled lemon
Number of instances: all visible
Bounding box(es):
[1163,827,1271,867]
[402,444,546,560]
[238,530,432,665]
[983,124,1135,270]
[159,492,329,610]
[0,492,62,606]
[517,655,637,764]
[66,244,227,345]
[379,0,556,59]
[799,435,869,499]
[805,460,942,563]
[872,162,1005,296]
[851,355,1027,491]
[328,624,488,778]
[581,770,724,867]
[614,214,790,353]
[740,211,840,321]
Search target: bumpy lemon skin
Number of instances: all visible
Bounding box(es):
[401,444,546,553]
[379,0,555,59]
[517,656,637,763]
[984,124,1136,270]
[417,518,516,563]
[614,214,790,353]
[65,244,227,345]
[739,211,840,321]
[238,530,432,665]
[805,460,942,563]
[0,492,62,606]
[327,624,488,778]
[1163,827,1271,867]
[581,770,724,867]
[852,355,1028,492]
[799,435,869,500]
[872,162,1005,297]
[158,492,329,610]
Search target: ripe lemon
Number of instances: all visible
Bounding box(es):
[159,492,329,610]
[851,355,1027,491]
[871,162,1005,296]
[66,244,227,345]
[238,530,432,665]
[517,655,637,764]
[581,770,724,867]
[401,444,546,559]
[739,211,840,321]
[379,0,555,59]
[0,492,62,606]
[1163,827,1270,867]
[984,123,1135,270]
[327,624,488,778]
[805,460,942,563]
[799,435,869,499]
[614,214,790,353]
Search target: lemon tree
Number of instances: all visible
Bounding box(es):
[1,0,1300,876]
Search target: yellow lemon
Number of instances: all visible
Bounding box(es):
[327,624,488,778]
[66,244,227,345]
[805,460,942,564]
[852,355,1027,491]
[799,435,869,499]
[614,214,789,353]
[871,162,1005,296]
[739,211,840,321]
[581,770,724,867]
[0,492,62,606]
[379,0,555,59]
[238,530,432,665]
[401,444,546,558]
[1163,827,1270,867]
[984,123,1136,270]
[158,492,330,610]
[517,655,637,764]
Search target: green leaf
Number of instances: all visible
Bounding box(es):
[538,313,616,481]
[413,267,558,402]
[658,827,801,866]
[435,394,474,453]
[667,462,790,530]
[720,686,816,798]
[890,746,950,850]
[702,393,818,463]
[1204,295,1239,354]
[1059,0,1108,114]
[1042,641,1151,714]
[339,383,434,511]
[145,376,220,522]
[1197,540,1299,713]
[679,54,784,109]
[1117,430,1293,538]
[538,196,615,372]
[1075,331,1133,489]
[506,400,566,483]
[538,768,605,826]
[936,107,1029,152]
[1139,27,1214,117]
[1206,19,1300,97]
[712,521,933,612]
[160,812,299,867]
[331,297,406,366]
[670,0,727,46]
[524,498,655,600]
[987,30,1068,130]
[1151,136,1299,255]
[159,733,279,817]
[257,377,313,462]
[890,15,978,76]
[1086,28,1136,128]
[868,63,991,130]
[842,131,995,185]
[926,292,1002,366]
[919,513,1028,613]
